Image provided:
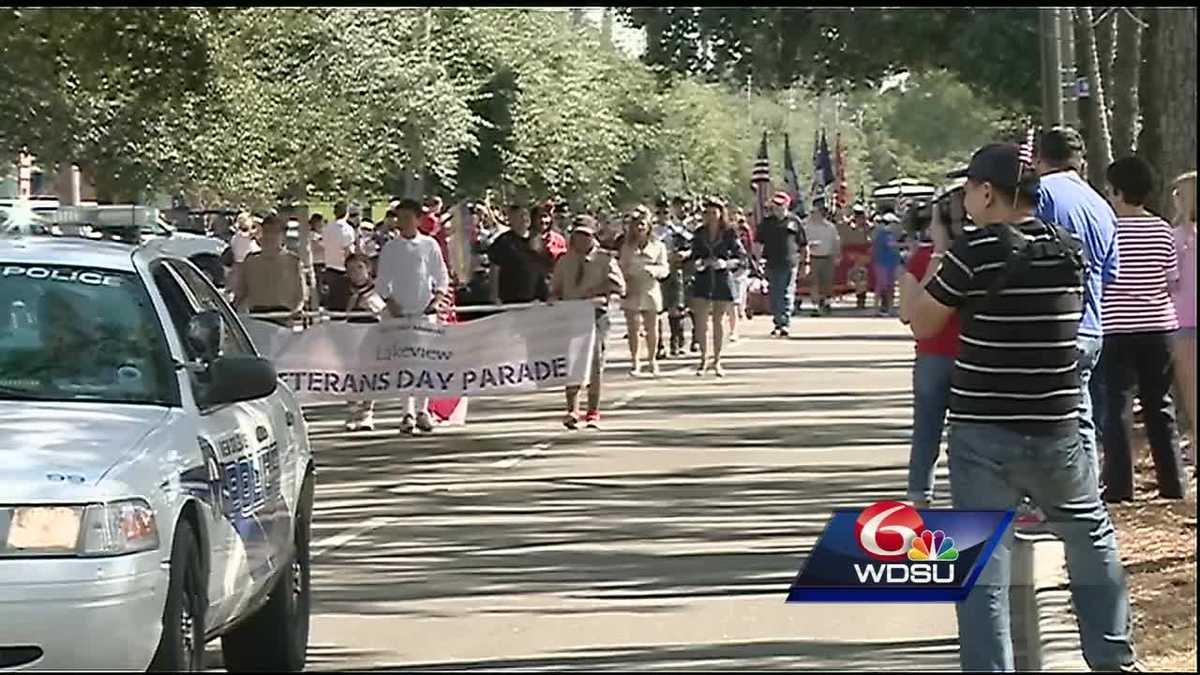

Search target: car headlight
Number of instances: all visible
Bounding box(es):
[0,499,158,557]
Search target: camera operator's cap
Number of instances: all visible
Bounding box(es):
[946,143,1039,194]
[702,195,726,209]
[771,191,792,207]
[1037,126,1085,163]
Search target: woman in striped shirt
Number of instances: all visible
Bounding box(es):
[1099,157,1188,502]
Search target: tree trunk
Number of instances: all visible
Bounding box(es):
[1136,8,1165,211]
[1075,8,1114,187]
[1095,7,1116,106]
[1110,8,1141,158]
[1157,7,1197,210]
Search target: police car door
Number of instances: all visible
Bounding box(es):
[152,260,290,628]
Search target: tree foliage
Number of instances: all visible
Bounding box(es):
[618,8,1041,110]
[0,8,1023,212]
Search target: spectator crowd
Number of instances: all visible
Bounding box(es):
[205,123,1196,672]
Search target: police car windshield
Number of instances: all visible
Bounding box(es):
[0,264,178,406]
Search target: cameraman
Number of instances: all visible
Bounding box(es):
[901,143,1134,672]
[899,184,965,508]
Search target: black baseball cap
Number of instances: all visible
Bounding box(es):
[394,198,423,215]
[946,143,1039,198]
[1037,126,1085,164]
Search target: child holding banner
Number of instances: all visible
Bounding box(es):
[343,254,387,432]
[376,198,452,435]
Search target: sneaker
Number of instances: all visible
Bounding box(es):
[359,415,376,432]
[630,364,643,378]
[344,419,360,432]
[1014,503,1050,532]
[729,334,740,343]
[779,328,789,338]
[562,413,579,430]
[584,410,600,429]
[399,413,416,435]
[649,361,661,377]
[770,327,781,337]
[712,363,725,378]
[415,411,435,433]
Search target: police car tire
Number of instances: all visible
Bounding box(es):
[220,477,313,672]
[148,520,206,672]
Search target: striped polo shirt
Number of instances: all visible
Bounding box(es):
[1102,215,1179,334]
[927,218,1083,434]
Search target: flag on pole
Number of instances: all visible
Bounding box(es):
[834,132,849,212]
[818,131,835,187]
[782,133,806,218]
[751,130,771,226]
[811,129,835,203]
[1018,122,1036,167]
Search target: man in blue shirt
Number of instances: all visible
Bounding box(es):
[1035,126,1120,486]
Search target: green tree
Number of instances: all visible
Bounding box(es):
[619,8,1040,110]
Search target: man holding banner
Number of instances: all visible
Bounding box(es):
[376,198,452,435]
[551,215,626,430]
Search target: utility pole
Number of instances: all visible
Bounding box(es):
[601,8,613,48]
[1040,8,1064,127]
[1060,8,1079,127]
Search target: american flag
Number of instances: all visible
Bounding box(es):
[834,132,849,212]
[751,131,771,225]
[1018,123,1036,167]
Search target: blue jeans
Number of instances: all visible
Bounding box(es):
[907,353,954,503]
[1077,335,1103,486]
[948,422,1134,672]
[767,265,797,330]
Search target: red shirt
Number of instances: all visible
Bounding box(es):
[419,212,452,273]
[543,229,567,260]
[906,244,960,357]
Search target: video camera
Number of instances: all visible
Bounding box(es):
[901,179,968,236]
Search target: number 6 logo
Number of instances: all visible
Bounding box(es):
[855,500,926,562]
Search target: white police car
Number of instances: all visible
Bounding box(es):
[0,236,314,671]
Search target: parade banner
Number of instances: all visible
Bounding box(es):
[243,301,597,402]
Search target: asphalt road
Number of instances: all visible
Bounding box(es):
[211,306,962,671]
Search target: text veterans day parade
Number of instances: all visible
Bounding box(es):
[242,301,598,402]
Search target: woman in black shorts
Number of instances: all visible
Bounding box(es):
[680,196,747,377]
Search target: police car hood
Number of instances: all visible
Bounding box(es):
[0,401,169,490]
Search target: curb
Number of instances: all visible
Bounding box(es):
[1013,532,1090,671]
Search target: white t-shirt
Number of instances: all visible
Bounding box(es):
[322,218,356,271]
[230,232,260,263]
[376,233,450,317]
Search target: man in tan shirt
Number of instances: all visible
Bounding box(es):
[234,214,306,323]
[550,215,626,430]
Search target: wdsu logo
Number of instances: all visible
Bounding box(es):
[787,500,1013,603]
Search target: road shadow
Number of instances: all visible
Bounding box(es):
[309,637,960,672]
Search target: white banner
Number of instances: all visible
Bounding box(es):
[243,302,597,402]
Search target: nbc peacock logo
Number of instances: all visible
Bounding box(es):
[906,529,959,562]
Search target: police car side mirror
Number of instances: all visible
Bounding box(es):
[186,311,225,364]
[205,354,278,406]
